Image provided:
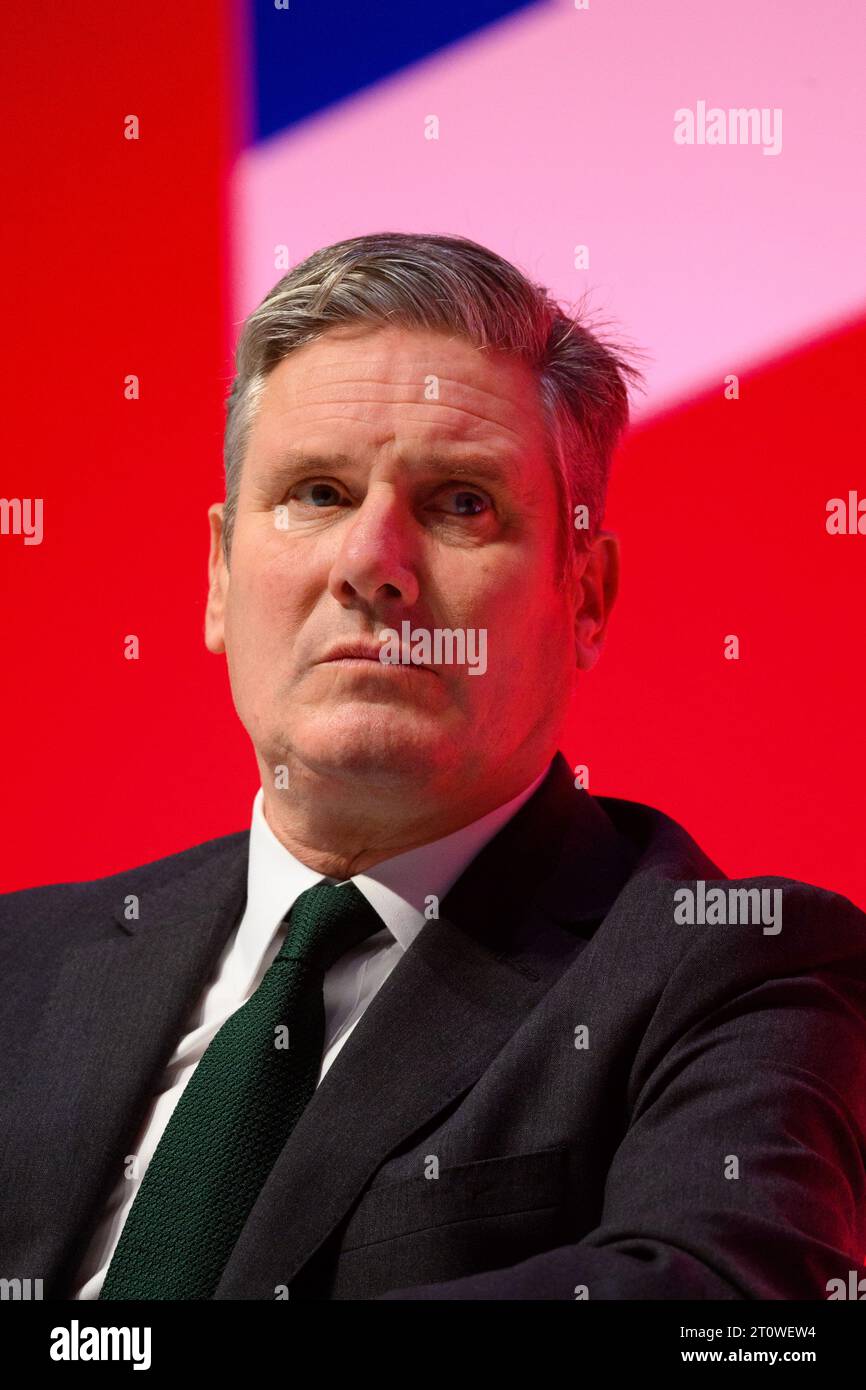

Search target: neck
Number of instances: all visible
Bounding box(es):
[256,754,553,879]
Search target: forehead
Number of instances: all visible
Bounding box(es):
[251,323,548,454]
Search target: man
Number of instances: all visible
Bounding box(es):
[2,232,865,1301]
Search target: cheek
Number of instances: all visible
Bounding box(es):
[227,550,299,630]
[498,596,573,682]
[224,557,319,695]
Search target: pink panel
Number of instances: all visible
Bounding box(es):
[232,0,866,412]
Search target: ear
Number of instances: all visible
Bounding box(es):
[204,503,229,655]
[572,529,620,672]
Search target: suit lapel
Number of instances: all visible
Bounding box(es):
[30,753,636,1300]
[32,839,250,1295]
[215,753,637,1297]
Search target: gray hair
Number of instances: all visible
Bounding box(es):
[222,232,644,595]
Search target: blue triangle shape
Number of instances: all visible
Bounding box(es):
[250,0,544,144]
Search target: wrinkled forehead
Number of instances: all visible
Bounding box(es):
[248,323,548,465]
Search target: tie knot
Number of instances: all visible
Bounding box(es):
[277,880,386,974]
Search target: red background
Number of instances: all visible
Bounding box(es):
[1,4,863,907]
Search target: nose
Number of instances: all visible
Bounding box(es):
[326,485,421,612]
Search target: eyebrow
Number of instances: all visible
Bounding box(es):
[270,449,522,489]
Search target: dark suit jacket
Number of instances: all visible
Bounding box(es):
[2,752,866,1300]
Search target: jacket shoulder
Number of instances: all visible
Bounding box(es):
[588,790,866,970]
[0,830,250,935]
[596,791,865,911]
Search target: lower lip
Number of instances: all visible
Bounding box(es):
[321,658,434,672]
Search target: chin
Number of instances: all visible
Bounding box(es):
[287,712,456,783]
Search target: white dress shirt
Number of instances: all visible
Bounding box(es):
[73,760,552,1298]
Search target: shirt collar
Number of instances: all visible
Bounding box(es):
[244,759,555,959]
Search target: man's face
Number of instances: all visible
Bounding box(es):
[206,323,604,799]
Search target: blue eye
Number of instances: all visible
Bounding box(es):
[288,481,491,517]
[292,482,345,508]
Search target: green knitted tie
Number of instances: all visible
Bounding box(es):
[98,880,386,1300]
